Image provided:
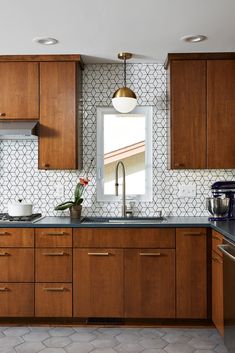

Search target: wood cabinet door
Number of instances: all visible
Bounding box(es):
[35,283,72,317]
[0,283,34,317]
[73,249,124,317]
[35,228,72,248]
[170,60,207,169]
[39,62,78,170]
[0,228,34,247]
[212,250,224,336]
[207,60,235,168]
[124,249,175,318]
[0,62,39,119]
[35,248,72,282]
[0,248,34,282]
[176,228,207,318]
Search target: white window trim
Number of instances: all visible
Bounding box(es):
[97,106,153,202]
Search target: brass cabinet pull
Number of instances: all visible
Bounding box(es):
[46,232,66,236]
[88,252,110,256]
[139,252,161,256]
[183,233,203,236]
[0,287,8,291]
[44,163,50,168]
[0,252,9,256]
[0,232,8,235]
[43,287,65,292]
[43,252,66,256]
[0,113,6,117]
[212,256,223,264]
[174,163,185,167]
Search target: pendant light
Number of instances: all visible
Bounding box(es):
[112,52,137,113]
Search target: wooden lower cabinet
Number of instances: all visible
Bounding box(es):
[73,248,124,317]
[0,283,34,317]
[212,250,224,336]
[176,228,207,318]
[35,283,72,317]
[124,249,175,318]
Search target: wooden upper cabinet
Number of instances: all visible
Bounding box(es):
[39,61,81,170]
[176,228,208,319]
[207,60,235,168]
[170,60,207,169]
[0,62,39,119]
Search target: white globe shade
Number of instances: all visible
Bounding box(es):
[112,97,137,114]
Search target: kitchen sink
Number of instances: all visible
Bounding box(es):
[81,217,167,224]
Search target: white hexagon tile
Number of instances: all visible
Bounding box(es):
[0,63,234,217]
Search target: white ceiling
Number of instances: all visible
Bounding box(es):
[0,0,235,64]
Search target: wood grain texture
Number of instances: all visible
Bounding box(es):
[35,248,72,283]
[0,54,81,62]
[176,228,208,319]
[0,228,34,247]
[124,249,175,318]
[0,248,34,282]
[0,62,39,119]
[165,52,235,69]
[207,60,235,168]
[35,228,72,248]
[170,60,207,169]
[0,283,34,317]
[39,62,78,170]
[73,248,124,317]
[212,230,223,257]
[35,283,72,317]
[73,228,175,248]
[212,250,224,336]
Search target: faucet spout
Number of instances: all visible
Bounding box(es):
[115,161,126,217]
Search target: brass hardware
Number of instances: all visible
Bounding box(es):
[139,252,161,256]
[118,52,132,60]
[88,252,110,256]
[183,233,203,236]
[44,163,50,168]
[46,232,66,236]
[174,163,185,167]
[43,287,65,292]
[0,287,8,291]
[112,87,136,99]
[0,252,9,256]
[0,232,8,235]
[0,113,6,117]
[212,257,223,264]
[43,252,66,256]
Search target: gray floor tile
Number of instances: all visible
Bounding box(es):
[0,336,23,347]
[15,341,45,353]
[3,327,30,336]
[115,342,144,352]
[65,342,94,353]
[69,332,96,342]
[92,337,119,348]
[44,336,72,348]
[23,332,50,342]
[164,342,195,353]
[49,328,75,337]
[139,337,168,349]
[40,349,66,353]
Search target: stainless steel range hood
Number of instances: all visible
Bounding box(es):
[0,121,39,139]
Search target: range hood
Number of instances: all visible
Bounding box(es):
[0,121,39,139]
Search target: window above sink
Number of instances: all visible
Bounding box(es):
[96,106,153,202]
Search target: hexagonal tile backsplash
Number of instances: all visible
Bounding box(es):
[0,63,234,217]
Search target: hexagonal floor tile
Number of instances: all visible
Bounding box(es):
[115,342,144,353]
[164,342,195,353]
[69,332,96,342]
[49,328,75,337]
[3,327,30,337]
[139,337,168,349]
[65,342,94,353]
[44,336,72,348]
[189,337,218,349]
[23,332,50,342]
[15,342,45,353]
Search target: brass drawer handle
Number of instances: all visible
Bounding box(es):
[183,233,203,236]
[43,287,65,292]
[43,252,66,256]
[45,232,66,236]
[212,256,223,264]
[139,252,161,256]
[0,287,8,291]
[174,163,185,168]
[0,113,6,117]
[0,252,9,256]
[0,232,8,235]
[88,252,110,256]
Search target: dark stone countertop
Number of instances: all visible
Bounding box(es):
[0,215,235,244]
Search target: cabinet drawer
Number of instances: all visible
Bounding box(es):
[0,248,34,282]
[0,228,34,247]
[35,228,72,247]
[0,283,34,317]
[35,248,72,282]
[73,228,175,248]
[212,230,223,257]
[35,283,72,317]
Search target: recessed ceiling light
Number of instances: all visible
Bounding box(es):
[33,37,58,45]
[181,35,207,43]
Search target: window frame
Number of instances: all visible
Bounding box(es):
[96,106,153,202]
